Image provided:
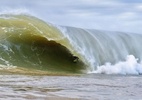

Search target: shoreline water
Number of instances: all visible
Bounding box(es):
[1,73,142,100]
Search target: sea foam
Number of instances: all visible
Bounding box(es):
[93,55,142,75]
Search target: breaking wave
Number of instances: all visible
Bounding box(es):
[0,12,142,75]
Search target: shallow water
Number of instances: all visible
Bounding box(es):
[0,74,142,100]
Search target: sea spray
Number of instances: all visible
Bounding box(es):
[92,55,142,75]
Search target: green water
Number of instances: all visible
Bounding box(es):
[0,14,86,74]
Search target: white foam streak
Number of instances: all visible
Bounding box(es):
[0,58,17,70]
[93,55,142,75]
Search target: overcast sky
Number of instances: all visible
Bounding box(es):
[0,0,142,33]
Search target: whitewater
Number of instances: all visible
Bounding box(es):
[0,11,142,100]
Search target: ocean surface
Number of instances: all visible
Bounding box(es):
[0,74,142,100]
[0,13,142,100]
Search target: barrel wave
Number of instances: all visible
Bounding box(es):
[1,14,142,75]
[0,14,86,74]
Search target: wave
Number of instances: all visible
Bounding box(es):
[0,14,86,74]
[58,25,142,75]
[0,13,142,75]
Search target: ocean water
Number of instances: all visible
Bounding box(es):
[0,12,142,99]
[0,74,142,100]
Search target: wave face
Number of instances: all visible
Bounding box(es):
[0,14,86,74]
[1,14,142,75]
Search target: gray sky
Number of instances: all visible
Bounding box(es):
[0,0,142,33]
